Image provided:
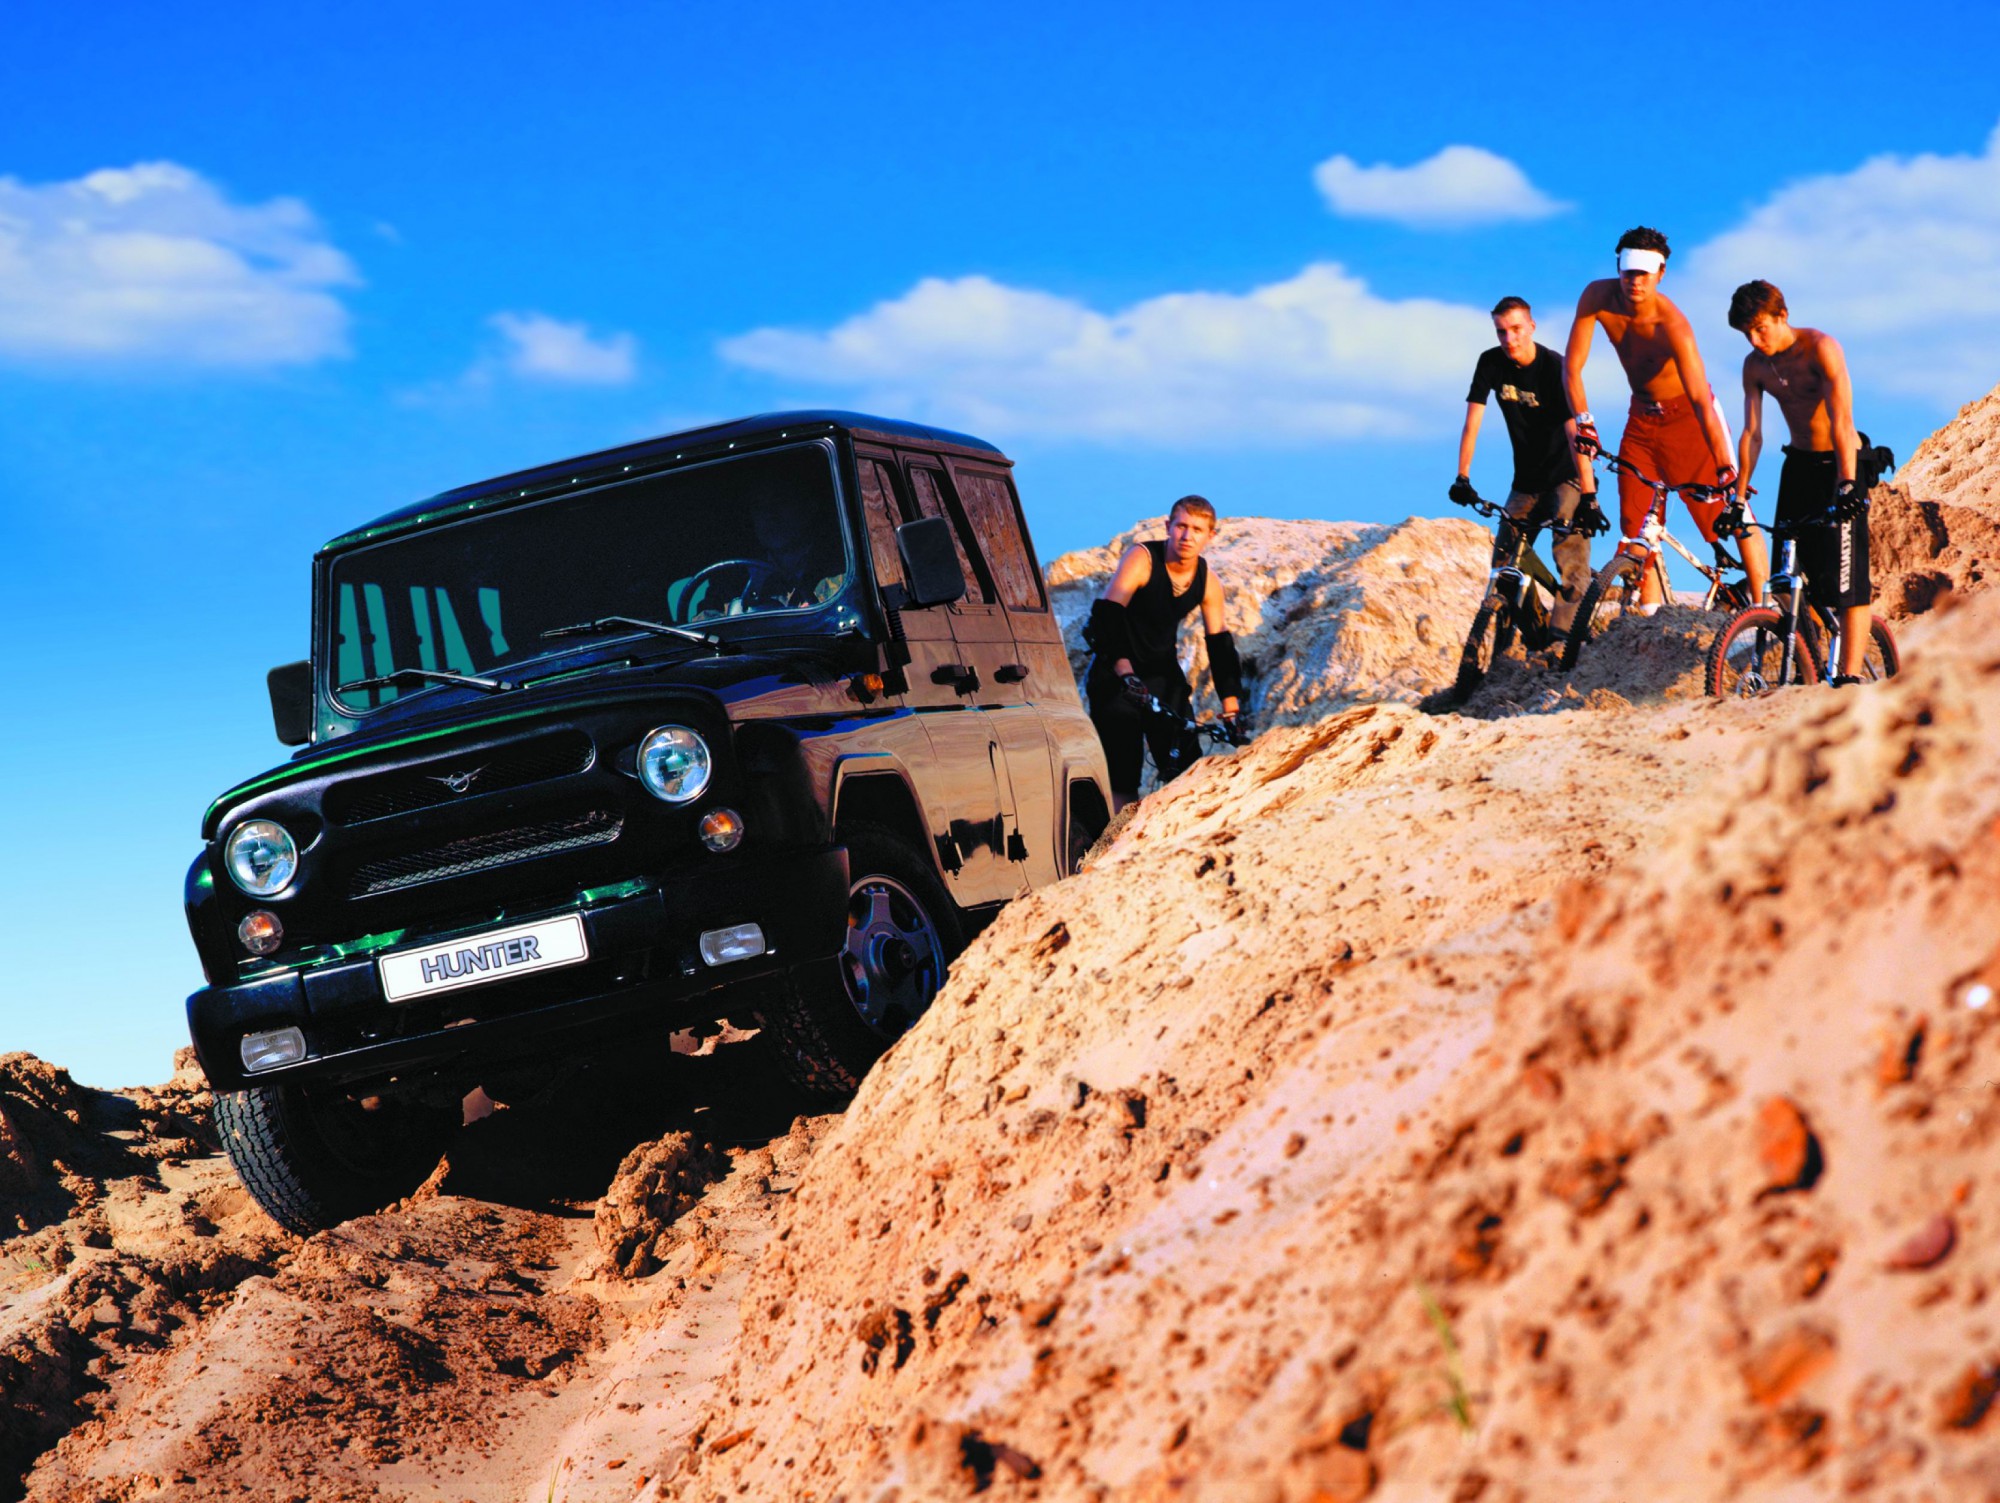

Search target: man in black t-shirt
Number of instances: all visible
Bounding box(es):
[1453,296,1602,637]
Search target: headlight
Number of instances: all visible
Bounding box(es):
[224,820,298,897]
[637,725,711,804]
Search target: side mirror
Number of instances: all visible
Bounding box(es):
[894,516,966,609]
[267,661,314,746]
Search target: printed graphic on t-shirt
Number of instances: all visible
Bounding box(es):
[1498,385,1541,408]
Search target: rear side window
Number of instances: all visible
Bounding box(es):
[907,465,993,604]
[857,457,908,590]
[954,469,1044,611]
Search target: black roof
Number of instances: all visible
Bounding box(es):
[324,411,1006,553]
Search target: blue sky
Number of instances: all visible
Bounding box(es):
[5,0,1998,1086]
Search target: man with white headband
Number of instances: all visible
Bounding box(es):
[1563,226,1770,607]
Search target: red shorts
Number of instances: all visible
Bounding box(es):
[1617,395,1729,542]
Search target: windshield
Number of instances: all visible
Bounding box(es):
[325,441,851,712]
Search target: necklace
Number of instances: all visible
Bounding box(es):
[1764,352,1790,389]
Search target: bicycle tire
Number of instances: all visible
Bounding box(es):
[1865,619,1901,680]
[1560,553,1647,672]
[1803,609,1899,683]
[1705,605,1820,699]
[1453,601,1504,700]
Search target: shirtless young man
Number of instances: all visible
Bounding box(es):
[1085,497,1245,812]
[1728,279,1874,681]
[1564,226,1769,606]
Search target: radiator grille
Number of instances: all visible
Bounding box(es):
[326,731,594,824]
[347,809,622,896]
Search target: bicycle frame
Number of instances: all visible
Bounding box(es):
[1593,451,1748,610]
[1457,492,1571,626]
[1762,528,1849,687]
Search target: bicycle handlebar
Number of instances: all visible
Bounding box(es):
[1144,694,1249,748]
[1449,489,1604,538]
[1767,505,1849,537]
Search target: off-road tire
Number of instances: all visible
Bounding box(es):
[1863,619,1901,680]
[1561,553,1648,672]
[755,822,967,1100]
[1705,606,1819,698]
[1066,803,1110,876]
[1453,601,1510,700]
[1807,612,1900,683]
[215,1081,456,1235]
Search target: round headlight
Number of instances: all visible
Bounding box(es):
[224,820,298,897]
[637,726,711,805]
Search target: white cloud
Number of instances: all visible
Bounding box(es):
[1677,122,2000,405]
[720,267,1490,444]
[489,311,637,385]
[0,161,357,366]
[1312,145,1569,229]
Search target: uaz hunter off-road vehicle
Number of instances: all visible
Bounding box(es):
[184,412,1111,1232]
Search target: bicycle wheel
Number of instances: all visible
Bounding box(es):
[1453,601,1505,699]
[1560,553,1646,671]
[1706,606,1819,698]
[1807,610,1900,683]
[1864,619,1901,680]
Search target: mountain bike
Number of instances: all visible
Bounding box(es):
[1559,451,1756,672]
[1448,486,1605,699]
[1144,691,1250,783]
[1705,506,1900,697]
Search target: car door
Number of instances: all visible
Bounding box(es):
[942,458,1067,890]
[855,450,1013,907]
[906,456,1056,895]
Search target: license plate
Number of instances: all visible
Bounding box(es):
[379,914,589,1003]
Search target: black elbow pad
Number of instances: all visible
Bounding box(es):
[1087,598,1137,662]
[1205,630,1244,701]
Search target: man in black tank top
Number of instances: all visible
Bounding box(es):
[1084,496,1247,811]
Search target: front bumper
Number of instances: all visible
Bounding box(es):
[187,845,849,1091]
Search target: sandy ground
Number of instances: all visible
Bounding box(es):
[7,386,2000,1502]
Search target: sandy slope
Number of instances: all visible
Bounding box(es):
[660,593,2000,1501]
[7,388,2000,1502]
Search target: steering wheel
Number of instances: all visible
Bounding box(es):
[676,558,788,621]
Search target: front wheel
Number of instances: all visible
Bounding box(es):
[214,1081,456,1235]
[1865,619,1902,680]
[1561,553,1649,672]
[755,823,967,1099]
[1453,600,1516,700]
[1705,606,1819,698]
[1828,616,1900,682]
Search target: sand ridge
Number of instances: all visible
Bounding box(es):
[6,384,2000,1501]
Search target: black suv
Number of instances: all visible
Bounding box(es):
[184,412,1110,1232]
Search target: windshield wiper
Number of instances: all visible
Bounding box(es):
[541,615,730,652]
[336,666,519,696]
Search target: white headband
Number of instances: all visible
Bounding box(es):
[1618,248,1666,275]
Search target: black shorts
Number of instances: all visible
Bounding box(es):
[1777,448,1870,612]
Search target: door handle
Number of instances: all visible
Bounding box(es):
[994,663,1029,684]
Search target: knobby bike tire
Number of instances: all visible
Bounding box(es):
[1560,554,1647,672]
[1706,605,1820,698]
[1453,601,1503,700]
[1801,609,1900,683]
[1866,619,1901,680]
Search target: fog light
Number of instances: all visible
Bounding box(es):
[239,1026,307,1074]
[698,807,745,852]
[698,923,767,966]
[238,910,284,956]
